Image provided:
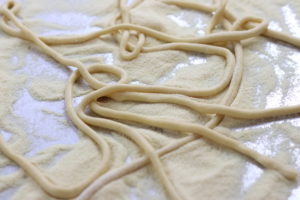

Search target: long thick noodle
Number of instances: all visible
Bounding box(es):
[0,0,299,199]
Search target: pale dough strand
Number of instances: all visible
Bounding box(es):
[0,1,267,46]
[0,0,299,200]
[161,0,300,47]
[110,0,145,60]
[78,45,243,200]
[79,1,296,198]
[77,7,246,198]
[107,92,300,120]
[0,2,236,199]
[77,4,298,197]
[75,83,297,180]
[2,0,297,49]
[0,2,237,199]
[39,19,268,45]
[1,10,241,99]
[118,0,146,60]
[68,70,187,200]
[0,5,237,97]
[75,1,300,199]
[0,126,111,198]
[206,0,228,34]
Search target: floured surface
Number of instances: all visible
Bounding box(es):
[0,0,299,199]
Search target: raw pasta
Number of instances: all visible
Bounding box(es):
[0,0,299,199]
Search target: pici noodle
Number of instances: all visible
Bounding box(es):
[0,0,299,199]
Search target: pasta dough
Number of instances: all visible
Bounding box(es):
[0,0,299,199]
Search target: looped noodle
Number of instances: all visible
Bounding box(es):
[0,0,299,199]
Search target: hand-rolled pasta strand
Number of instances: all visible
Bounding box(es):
[76,3,246,199]
[0,65,121,198]
[161,0,217,12]
[2,0,298,50]
[77,1,299,198]
[68,68,187,200]
[78,45,243,200]
[0,2,237,199]
[107,0,300,51]
[0,8,239,98]
[0,1,268,46]
[0,2,127,90]
[107,0,145,61]
[77,42,295,199]
[0,0,300,200]
[40,18,268,45]
[76,83,297,180]
[160,0,300,47]
[0,1,232,199]
[0,120,111,199]
[118,0,146,60]
[107,91,300,120]
[0,3,237,97]
[119,30,145,60]
[206,0,228,34]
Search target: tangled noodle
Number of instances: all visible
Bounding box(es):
[0,0,299,199]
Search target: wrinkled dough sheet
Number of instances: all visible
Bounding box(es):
[0,0,300,199]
